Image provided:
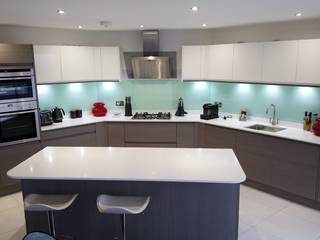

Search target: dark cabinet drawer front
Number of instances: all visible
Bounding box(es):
[201,124,237,149]
[125,123,177,143]
[42,124,96,141]
[125,143,177,148]
[270,160,317,200]
[43,132,97,147]
[237,132,319,200]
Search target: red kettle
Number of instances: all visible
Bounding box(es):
[92,102,107,117]
[312,117,320,136]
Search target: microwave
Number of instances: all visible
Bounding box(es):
[0,67,37,104]
[0,101,40,147]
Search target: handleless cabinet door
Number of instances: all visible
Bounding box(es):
[61,46,101,82]
[182,45,205,80]
[206,44,234,81]
[233,42,263,82]
[296,39,320,85]
[262,41,298,84]
[33,45,62,84]
[101,47,121,81]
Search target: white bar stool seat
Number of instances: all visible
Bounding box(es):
[24,194,78,238]
[97,194,150,240]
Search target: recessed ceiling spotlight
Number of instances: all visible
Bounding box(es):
[139,25,144,28]
[296,12,302,17]
[202,23,207,27]
[78,25,83,29]
[191,6,198,12]
[57,9,65,15]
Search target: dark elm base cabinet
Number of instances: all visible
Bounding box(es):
[22,180,240,240]
[2,121,320,209]
[198,123,320,208]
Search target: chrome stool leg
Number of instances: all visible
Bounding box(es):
[121,214,126,240]
[47,211,56,237]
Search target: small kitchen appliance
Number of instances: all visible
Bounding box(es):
[132,112,171,120]
[92,102,107,117]
[40,110,53,126]
[125,96,133,116]
[175,97,187,117]
[52,107,65,123]
[200,103,219,120]
[312,117,320,136]
[0,101,40,146]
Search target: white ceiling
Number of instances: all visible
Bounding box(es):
[1,0,320,30]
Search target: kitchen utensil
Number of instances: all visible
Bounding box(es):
[125,96,133,116]
[52,107,65,123]
[175,97,187,117]
[92,102,107,117]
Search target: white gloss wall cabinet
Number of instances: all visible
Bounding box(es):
[206,44,234,81]
[60,46,101,82]
[33,46,62,84]
[233,42,263,82]
[33,45,121,84]
[182,45,206,80]
[101,47,121,80]
[262,41,298,84]
[296,39,320,85]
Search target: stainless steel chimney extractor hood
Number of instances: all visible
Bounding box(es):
[124,30,177,79]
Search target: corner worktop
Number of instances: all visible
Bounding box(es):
[7,146,246,184]
[41,112,320,146]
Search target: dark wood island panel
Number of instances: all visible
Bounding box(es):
[22,179,240,240]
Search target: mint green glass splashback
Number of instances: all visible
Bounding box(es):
[37,81,320,123]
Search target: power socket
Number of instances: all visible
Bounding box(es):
[116,101,124,106]
[214,101,222,108]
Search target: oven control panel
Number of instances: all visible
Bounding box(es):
[0,100,38,113]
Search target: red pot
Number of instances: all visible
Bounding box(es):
[312,117,320,136]
[92,102,107,117]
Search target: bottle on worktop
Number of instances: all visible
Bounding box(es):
[303,112,308,131]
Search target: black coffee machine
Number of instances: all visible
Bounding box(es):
[125,96,133,116]
[200,103,219,120]
[175,97,187,117]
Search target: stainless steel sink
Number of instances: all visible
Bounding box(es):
[245,124,286,133]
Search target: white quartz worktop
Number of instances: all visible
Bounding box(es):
[41,112,320,146]
[7,147,246,184]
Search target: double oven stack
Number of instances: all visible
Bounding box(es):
[0,67,40,146]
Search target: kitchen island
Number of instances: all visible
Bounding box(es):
[8,147,246,240]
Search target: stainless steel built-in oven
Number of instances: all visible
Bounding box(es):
[0,68,37,104]
[0,101,40,146]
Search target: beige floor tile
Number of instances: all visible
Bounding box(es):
[257,211,320,240]
[0,226,26,240]
[0,206,25,235]
[0,196,20,213]
[10,192,23,206]
[239,225,285,240]
[281,202,320,226]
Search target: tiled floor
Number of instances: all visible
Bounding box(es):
[1,186,320,240]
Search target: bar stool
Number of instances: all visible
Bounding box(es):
[24,193,78,238]
[97,194,150,240]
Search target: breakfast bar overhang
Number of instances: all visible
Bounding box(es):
[8,147,246,240]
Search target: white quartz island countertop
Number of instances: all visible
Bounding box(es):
[7,147,246,184]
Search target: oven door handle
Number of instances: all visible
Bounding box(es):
[0,109,38,117]
[0,76,32,81]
